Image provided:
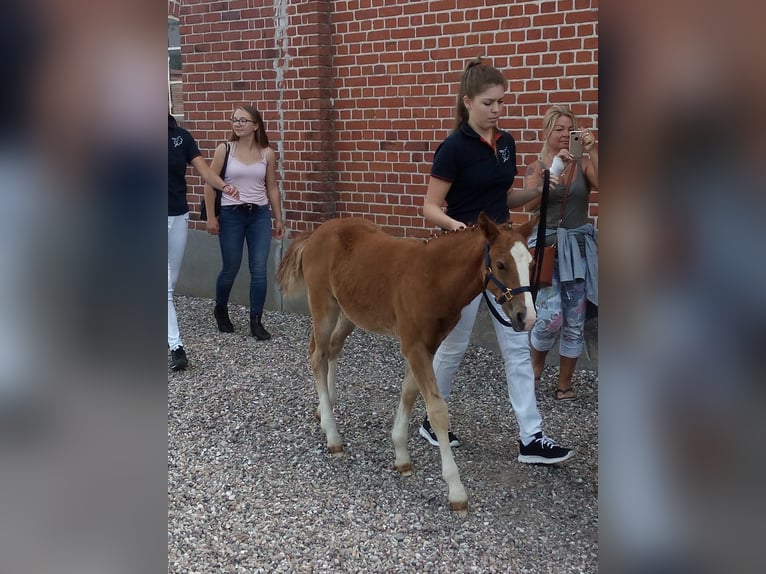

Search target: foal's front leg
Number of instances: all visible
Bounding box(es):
[406,348,468,514]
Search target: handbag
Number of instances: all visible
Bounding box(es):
[200,143,230,221]
[531,245,557,288]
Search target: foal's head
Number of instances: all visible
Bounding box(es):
[478,213,538,331]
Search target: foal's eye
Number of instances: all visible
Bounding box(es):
[496,261,506,271]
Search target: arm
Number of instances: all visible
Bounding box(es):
[509,155,567,212]
[264,148,284,239]
[196,144,229,235]
[190,151,238,198]
[423,176,465,231]
[508,160,546,210]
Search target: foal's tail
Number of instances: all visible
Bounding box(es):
[276,231,313,296]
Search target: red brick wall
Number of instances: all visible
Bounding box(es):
[177,0,598,237]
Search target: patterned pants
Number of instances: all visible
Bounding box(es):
[530,272,587,359]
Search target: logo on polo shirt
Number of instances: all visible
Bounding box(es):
[498,146,511,163]
[172,136,183,147]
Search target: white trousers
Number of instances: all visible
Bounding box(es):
[432,293,543,444]
[168,213,189,350]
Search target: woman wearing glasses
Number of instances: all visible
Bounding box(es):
[204,105,285,340]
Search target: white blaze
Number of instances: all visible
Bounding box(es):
[510,241,537,328]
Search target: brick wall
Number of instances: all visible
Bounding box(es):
[176,0,598,237]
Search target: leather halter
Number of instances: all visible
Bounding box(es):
[482,242,531,329]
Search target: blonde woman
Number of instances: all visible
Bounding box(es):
[525,105,599,400]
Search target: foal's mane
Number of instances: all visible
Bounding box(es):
[422,225,481,245]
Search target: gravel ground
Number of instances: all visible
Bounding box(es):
[168,295,598,574]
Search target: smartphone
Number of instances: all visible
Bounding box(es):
[569,130,583,159]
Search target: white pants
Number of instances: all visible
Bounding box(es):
[433,293,543,444]
[168,213,189,350]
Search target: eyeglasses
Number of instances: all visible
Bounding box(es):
[231,118,255,125]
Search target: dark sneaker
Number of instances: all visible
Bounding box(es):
[518,432,574,464]
[250,315,272,340]
[170,346,189,371]
[214,306,234,333]
[418,416,460,447]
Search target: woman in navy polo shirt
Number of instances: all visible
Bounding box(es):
[168,113,239,370]
[420,58,574,464]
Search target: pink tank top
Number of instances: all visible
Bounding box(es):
[221,141,269,206]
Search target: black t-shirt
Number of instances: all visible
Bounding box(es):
[168,117,201,216]
[431,123,517,225]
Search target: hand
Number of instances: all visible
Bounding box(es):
[451,220,467,231]
[581,128,596,152]
[223,184,240,201]
[206,217,219,236]
[556,148,575,163]
[274,220,285,240]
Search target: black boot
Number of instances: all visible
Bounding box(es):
[214,305,234,333]
[250,314,271,340]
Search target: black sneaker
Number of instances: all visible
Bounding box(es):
[170,346,189,371]
[518,432,574,464]
[418,416,461,447]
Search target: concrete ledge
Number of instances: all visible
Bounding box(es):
[177,230,597,369]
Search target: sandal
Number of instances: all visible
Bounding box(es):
[554,388,576,401]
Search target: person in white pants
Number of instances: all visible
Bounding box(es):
[419,58,574,464]
[432,294,543,446]
[168,113,239,370]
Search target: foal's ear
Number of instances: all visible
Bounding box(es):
[515,215,539,239]
[477,212,499,242]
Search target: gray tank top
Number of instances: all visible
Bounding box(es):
[544,159,591,249]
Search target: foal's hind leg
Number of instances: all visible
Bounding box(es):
[324,312,355,418]
[391,362,419,476]
[308,305,344,455]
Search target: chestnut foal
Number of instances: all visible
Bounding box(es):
[277,213,537,513]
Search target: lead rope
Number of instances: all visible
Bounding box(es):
[532,168,551,304]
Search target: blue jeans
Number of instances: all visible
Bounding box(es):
[215,204,272,316]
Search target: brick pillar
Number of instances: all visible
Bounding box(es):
[280,0,335,231]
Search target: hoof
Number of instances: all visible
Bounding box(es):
[314,408,321,422]
[328,444,344,457]
[395,463,413,476]
[449,500,469,515]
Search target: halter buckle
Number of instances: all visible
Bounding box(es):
[496,288,514,304]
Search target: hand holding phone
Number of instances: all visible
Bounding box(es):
[569,130,583,159]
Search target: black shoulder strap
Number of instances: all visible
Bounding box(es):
[531,168,550,303]
[221,143,230,178]
[215,143,230,193]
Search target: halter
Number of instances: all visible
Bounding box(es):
[482,242,531,329]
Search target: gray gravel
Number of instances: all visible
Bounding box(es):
[168,295,598,573]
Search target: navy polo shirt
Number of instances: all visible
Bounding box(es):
[431,123,517,225]
[168,117,201,216]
